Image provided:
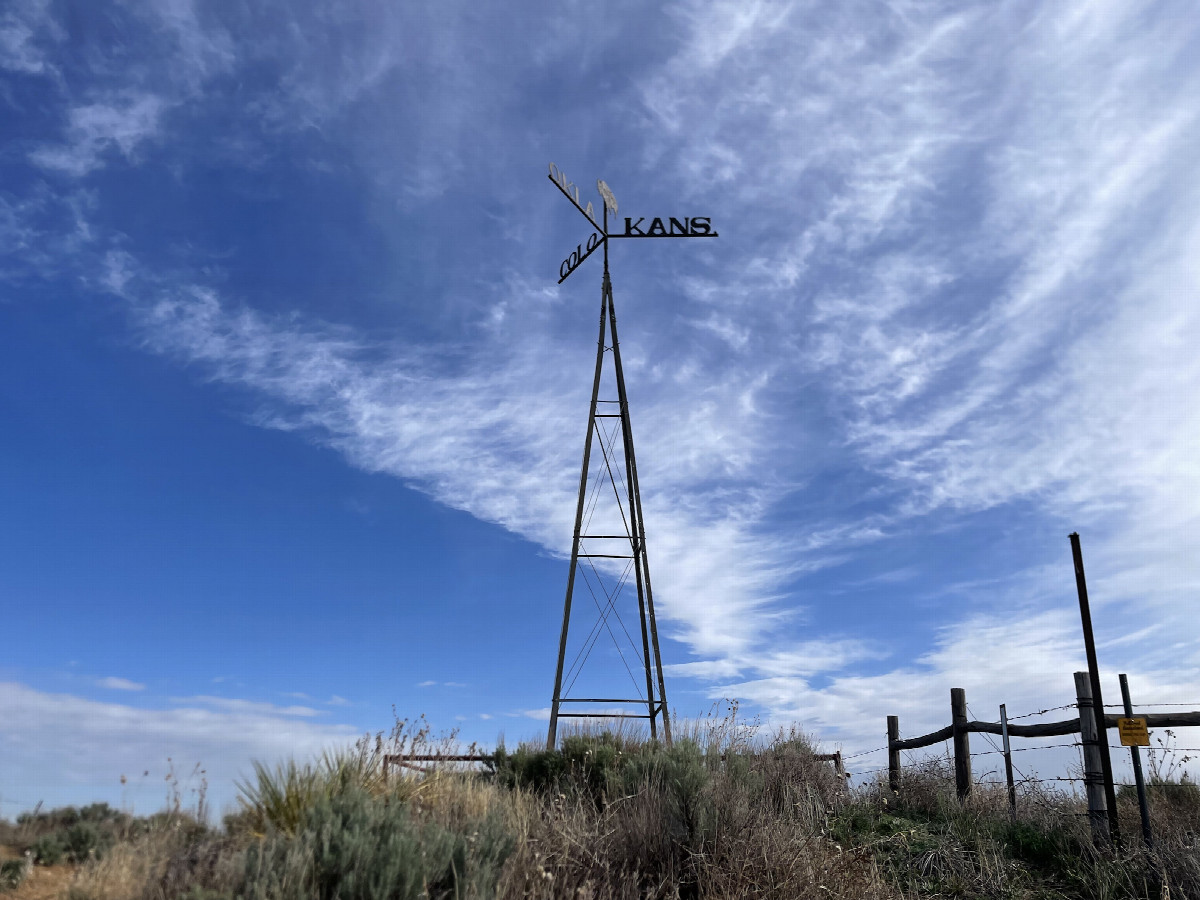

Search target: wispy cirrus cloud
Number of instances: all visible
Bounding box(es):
[4,0,1199,764]
[104,269,797,666]
[97,676,145,691]
[0,0,61,77]
[30,94,168,176]
[76,0,1200,707]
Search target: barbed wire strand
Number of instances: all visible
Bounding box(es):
[972,741,1080,756]
[1005,703,1079,722]
[1101,701,1200,708]
[841,745,889,761]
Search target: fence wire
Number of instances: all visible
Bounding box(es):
[1003,703,1078,722]
[879,695,1199,808]
[841,745,889,761]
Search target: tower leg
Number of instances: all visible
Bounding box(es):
[547,287,609,750]
[605,268,672,746]
[604,270,659,739]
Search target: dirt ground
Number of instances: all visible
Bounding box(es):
[1,848,77,900]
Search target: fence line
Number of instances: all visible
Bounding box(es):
[890,710,1200,751]
[885,673,1200,847]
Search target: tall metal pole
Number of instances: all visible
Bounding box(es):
[1069,532,1121,848]
[547,284,609,750]
[1119,674,1154,848]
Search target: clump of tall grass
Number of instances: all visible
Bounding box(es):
[230,714,475,835]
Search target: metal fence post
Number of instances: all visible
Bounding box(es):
[1119,674,1154,848]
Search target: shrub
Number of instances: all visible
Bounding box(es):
[241,786,514,900]
[31,833,65,866]
[491,732,640,804]
[489,744,566,795]
[0,859,28,891]
[620,739,710,842]
[62,822,112,863]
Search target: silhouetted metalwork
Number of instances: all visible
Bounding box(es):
[544,165,718,749]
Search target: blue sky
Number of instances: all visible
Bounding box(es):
[3,0,1200,819]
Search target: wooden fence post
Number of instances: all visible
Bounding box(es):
[1075,670,1111,846]
[887,715,900,793]
[1000,703,1017,822]
[951,688,972,800]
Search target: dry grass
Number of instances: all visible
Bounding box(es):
[6,863,78,900]
[17,715,1200,900]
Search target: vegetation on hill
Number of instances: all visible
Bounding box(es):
[2,713,1197,899]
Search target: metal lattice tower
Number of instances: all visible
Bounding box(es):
[547,259,671,747]
[545,165,717,748]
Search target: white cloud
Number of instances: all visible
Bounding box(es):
[117,278,803,673]
[30,94,167,177]
[0,682,360,817]
[111,0,1200,738]
[713,601,1200,783]
[0,0,61,76]
[97,676,145,691]
[168,695,327,718]
[6,0,1199,767]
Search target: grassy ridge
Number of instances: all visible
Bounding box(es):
[4,720,1198,899]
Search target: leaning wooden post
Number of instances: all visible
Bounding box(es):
[887,715,900,793]
[951,688,972,800]
[1000,703,1017,822]
[1075,670,1111,846]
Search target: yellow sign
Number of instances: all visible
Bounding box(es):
[1118,717,1149,747]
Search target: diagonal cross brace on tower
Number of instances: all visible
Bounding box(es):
[545,164,718,749]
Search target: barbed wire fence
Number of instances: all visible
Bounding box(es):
[866,675,1200,839]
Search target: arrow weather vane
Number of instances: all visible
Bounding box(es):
[548,163,718,283]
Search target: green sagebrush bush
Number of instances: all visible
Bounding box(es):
[619,739,710,838]
[61,821,115,863]
[491,732,639,803]
[31,833,65,866]
[240,786,513,900]
[0,859,28,891]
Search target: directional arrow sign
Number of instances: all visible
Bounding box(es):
[548,163,717,283]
